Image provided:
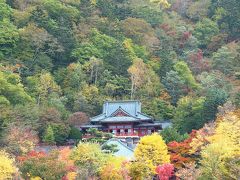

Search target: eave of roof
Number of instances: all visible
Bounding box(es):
[102,138,134,151]
[135,123,162,127]
[137,112,153,118]
[80,124,103,128]
[100,116,140,123]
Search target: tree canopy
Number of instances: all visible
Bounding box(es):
[0,0,239,179]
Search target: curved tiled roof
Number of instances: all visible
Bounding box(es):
[91,100,153,122]
[103,100,141,117]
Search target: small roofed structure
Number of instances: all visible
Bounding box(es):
[80,100,170,141]
[102,138,134,160]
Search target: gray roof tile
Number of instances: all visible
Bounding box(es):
[91,100,152,122]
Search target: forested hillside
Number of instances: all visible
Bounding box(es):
[0,0,239,179]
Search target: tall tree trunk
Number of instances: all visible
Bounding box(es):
[95,67,98,85]
[130,75,135,100]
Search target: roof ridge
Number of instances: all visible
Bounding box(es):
[104,100,140,103]
[109,106,138,118]
[102,138,134,151]
[137,112,153,119]
[90,113,105,120]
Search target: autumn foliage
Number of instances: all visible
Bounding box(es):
[0,0,239,179]
[4,125,39,155]
[0,150,16,180]
[156,163,174,180]
[68,112,89,127]
[7,108,240,179]
[167,130,197,169]
[17,149,73,180]
[200,109,240,179]
[100,157,131,180]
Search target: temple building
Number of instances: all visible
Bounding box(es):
[80,100,170,142]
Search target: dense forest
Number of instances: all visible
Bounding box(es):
[0,0,239,179]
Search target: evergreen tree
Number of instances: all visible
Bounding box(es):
[42,125,55,145]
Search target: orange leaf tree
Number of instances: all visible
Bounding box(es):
[167,130,197,169]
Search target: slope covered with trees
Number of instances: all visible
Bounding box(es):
[1,0,239,144]
[0,0,239,179]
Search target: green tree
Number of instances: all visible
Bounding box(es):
[26,72,61,105]
[71,43,101,63]
[73,84,103,115]
[38,107,70,145]
[72,29,131,75]
[186,0,211,21]
[173,61,201,91]
[209,0,240,38]
[61,63,86,91]
[54,63,86,110]
[0,0,12,20]
[163,70,187,105]
[157,50,176,78]
[193,18,219,48]
[96,0,132,20]
[203,88,228,121]
[198,71,232,92]
[123,38,149,62]
[0,95,10,106]
[90,29,131,75]
[173,96,205,134]
[68,126,82,142]
[142,98,174,120]
[31,0,80,64]
[14,23,63,75]
[233,92,240,108]
[212,42,240,76]
[102,72,131,98]
[198,72,230,121]
[130,0,164,26]
[0,71,33,105]
[160,127,188,143]
[83,57,104,85]
[42,125,55,145]
[0,19,19,59]
[10,104,40,128]
[51,123,70,145]
[80,0,97,18]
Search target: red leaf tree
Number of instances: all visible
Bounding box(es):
[156,163,174,180]
[167,130,197,169]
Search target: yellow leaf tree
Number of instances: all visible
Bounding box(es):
[128,58,161,99]
[133,133,170,178]
[210,110,240,155]
[0,150,16,180]
[99,156,130,180]
[200,109,240,179]
[150,0,170,8]
[70,142,108,178]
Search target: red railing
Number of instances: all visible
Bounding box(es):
[82,131,154,139]
[114,132,139,137]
